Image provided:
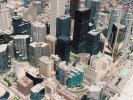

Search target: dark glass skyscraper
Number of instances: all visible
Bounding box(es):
[12,16,31,35]
[56,36,71,62]
[56,15,71,38]
[12,16,23,35]
[70,0,80,19]
[85,0,100,29]
[86,29,100,55]
[73,7,91,53]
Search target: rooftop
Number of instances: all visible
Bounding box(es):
[32,21,46,28]
[17,76,33,87]
[13,35,30,39]
[0,44,7,53]
[31,84,44,93]
[29,42,49,48]
[88,29,101,36]
[45,35,57,42]
[39,56,54,64]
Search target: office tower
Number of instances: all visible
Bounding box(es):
[24,20,31,35]
[56,15,71,38]
[12,16,23,34]
[73,7,91,53]
[22,6,37,23]
[108,23,126,58]
[90,0,100,29]
[85,0,91,8]
[23,0,29,7]
[107,7,121,41]
[70,0,80,19]
[33,1,42,15]
[32,21,46,42]
[12,16,31,35]
[39,56,55,78]
[51,54,61,71]
[45,35,57,54]
[75,53,90,64]
[0,44,10,73]
[0,3,11,31]
[13,35,30,61]
[123,11,133,50]
[57,61,70,85]
[17,76,33,96]
[86,29,100,55]
[7,41,14,58]
[66,67,84,88]
[50,0,66,36]
[29,42,51,67]
[57,36,71,62]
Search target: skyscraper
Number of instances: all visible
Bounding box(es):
[85,0,91,8]
[0,3,11,31]
[86,29,101,55]
[57,36,71,62]
[39,56,54,78]
[12,16,31,35]
[12,16,23,34]
[56,15,71,38]
[70,0,80,19]
[108,23,126,57]
[0,44,10,73]
[73,7,91,53]
[29,42,51,67]
[107,7,121,41]
[33,1,42,15]
[123,10,133,50]
[85,0,100,29]
[32,21,47,42]
[13,35,30,61]
[50,0,66,36]
[45,35,57,54]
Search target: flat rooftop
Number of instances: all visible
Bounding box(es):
[13,35,30,39]
[29,42,49,48]
[31,83,44,93]
[39,56,54,64]
[45,35,57,42]
[0,44,7,53]
[88,29,101,36]
[32,21,46,27]
[17,76,33,87]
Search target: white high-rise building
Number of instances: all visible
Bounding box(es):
[45,35,57,54]
[39,56,54,78]
[107,7,121,41]
[0,3,11,31]
[29,42,51,67]
[13,35,30,60]
[32,21,46,42]
[50,0,66,36]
